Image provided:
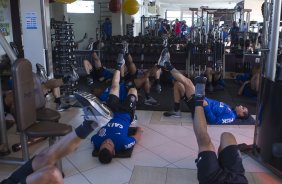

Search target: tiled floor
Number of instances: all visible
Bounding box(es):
[0,106,282,184]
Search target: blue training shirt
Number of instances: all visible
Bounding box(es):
[203,97,236,124]
[91,112,136,151]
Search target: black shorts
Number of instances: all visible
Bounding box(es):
[243,83,257,97]
[107,94,137,121]
[196,145,247,184]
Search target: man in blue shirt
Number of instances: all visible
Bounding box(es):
[192,76,248,184]
[102,18,112,40]
[91,51,142,163]
[158,48,249,124]
[84,47,160,106]
[229,21,240,47]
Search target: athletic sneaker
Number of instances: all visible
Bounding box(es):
[87,77,94,86]
[121,40,129,54]
[36,63,48,83]
[74,91,112,127]
[158,48,170,67]
[163,110,181,118]
[56,103,70,112]
[162,35,168,47]
[69,64,80,82]
[117,53,125,69]
[131,114,138,125]
[144,96,159,106]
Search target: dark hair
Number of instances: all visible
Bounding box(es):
[98,148,113,164]
[238,111,250,120]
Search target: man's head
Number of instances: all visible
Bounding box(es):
[98,138,115,164]
[235,105,249,119]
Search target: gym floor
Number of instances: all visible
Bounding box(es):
[0,99,281,183]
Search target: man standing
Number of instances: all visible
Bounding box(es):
[102,18,112,40]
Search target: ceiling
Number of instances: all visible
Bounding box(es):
[157,0,243,10]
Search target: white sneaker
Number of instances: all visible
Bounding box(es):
[157,48,170,67]
[74,91,112,127]
[69,64,79,82]
[121,41,129,54]
[36,63,48,83]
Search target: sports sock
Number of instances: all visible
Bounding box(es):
[54,97,61,105]
[75,120,95,139]
[165,62,174,71]
[6,157,34,183]
[174,102,180,111]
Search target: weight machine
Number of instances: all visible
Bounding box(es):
[242,0,282,178]
[140,15,160,36]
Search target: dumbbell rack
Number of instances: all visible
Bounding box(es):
[51,18,77,95]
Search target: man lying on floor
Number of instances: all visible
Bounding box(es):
[192,76,248,184]
[76,51,143,163]
[158,48,249,124]
[84,45,160,106]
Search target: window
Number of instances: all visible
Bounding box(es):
[166,10,180,21]
[67,1,94,13]
[182,11,192,27]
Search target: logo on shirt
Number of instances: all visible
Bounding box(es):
[222,118,234,124]
[98,128,106,137]
[125,142,135,149]
[220,102,224,107]
[107,122,123,129]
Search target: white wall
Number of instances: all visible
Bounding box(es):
[68,13,99,49]
[0,0,13,56]
[50,0,149,48]
[20,0,46,71]
[244,0,264,22]
[67,1,100,49]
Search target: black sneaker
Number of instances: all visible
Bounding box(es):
[153,83,162,94]
[74,91,112,126]
[87,77,94,86]
[56,103,71,112]
[163,110,181,118]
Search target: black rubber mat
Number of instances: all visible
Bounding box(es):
[136,79,257,115]
[77,78,257,115]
